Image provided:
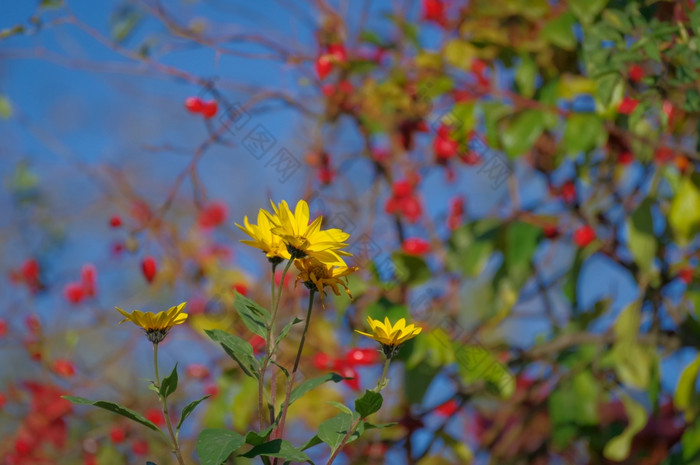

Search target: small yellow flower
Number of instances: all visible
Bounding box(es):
[236,209,291,264]
[116,302,188,344]
[294,257,358,308]
[265,200,351,266]
[355,317,422,356]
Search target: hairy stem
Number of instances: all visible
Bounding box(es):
[153,343,186,465]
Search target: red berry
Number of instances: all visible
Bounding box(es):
[131,439,149,456]
[337,364,360,390]
[327,43,347,63]
[53,358,76,377]
[0,392,6,410]
[200,100,218,119]
[274,270,292,287]
[15,438,32,455]
[433,127,459,160]
[186,363,210,380]
[422,0,446,25]
[337,80,353,94]
[573,225,596,248]
[675,155,690,173]
[84,454,97,465]
[345,348,380,366]
[141,256,157,284]
[384,197,401,215]
[185,97,203,113]
[109,215,122,228]
[64,282,85,304]
[618,151,634,165]
[401,196,423,223]
[204,384,220,397]
[679,267,693,285]
[233,283,248,296]
[434,399,459,416]
[617,97,639,115]
[249,335,266,354]
[655,146,674,164]
[315,54,333,80]
[628,64,644,83]
[22,259,40,283]
[0,319,7,337]
[318,167,336,185]
[25,314,41,334]
[471,58,487,75]
[663,100,675,123]
[145,408,164,427]
[81,264,97,297]
[392,180,413,198]
[321,83,335,97]
[313,353,335,371]
[109,427,126,444]
[543,224,559,239]
[198,201,228,229]
[560,181,576,204]
[402,237,431,255]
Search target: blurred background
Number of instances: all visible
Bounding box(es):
[1,0,700,464]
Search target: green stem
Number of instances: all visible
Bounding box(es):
[327,355,393,465]
[153,343,186,465]
[375,356,391,392]
[274,290,315,440]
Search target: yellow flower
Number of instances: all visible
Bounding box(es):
[116,302,188,344]
[355,317,421,356]
[294,257,358,308]
[265,200,351,266]
[236,209,291,264]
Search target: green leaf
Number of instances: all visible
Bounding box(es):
[205,329,259,379]
[515,55,538,98]
[63,396,160,431]
[240,439,311,463]
[405,362,440,404]
[318,412,356,452]
[454,345,514,398]
[541,11,577,50]
[159,364,178,399]
[234,292,270,338]
[288,373,345,407]
[627,199,657,275]
[327,401,353,415]
[603,394,647,461]
[500,110,545,159]
[561,113,605,155]
[245,425,274,446]
[354,390,383,418]
[669,175,700,245]
[301,435,323,451]
[504,221,541,289]
[568,0,608,24]
[675,354,700,421]
[274,317,303,350]
[177,395,210,431]
[196,429,245,465]
[595,73,623,108]
[391,252,431,286]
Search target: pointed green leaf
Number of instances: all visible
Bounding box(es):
[159,364,178,399]
[205,329,259,379]
[627,199,657,274]
[354,390,383,418]
[288,373,345,407]
[274,317,303,350]
[177,395,210,431]
[675,354,700,421]
[234,292,270,338]
[240,439,311,462]
[196,429,245,465]
[669,175,700,245]
[63,396,160,431]
[318,412,356,452]
[603,394,647,461]
[500,110,545,159]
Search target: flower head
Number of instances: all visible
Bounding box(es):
[355,316,422,357]
[294,257,358,308]
[266,200,351,266]
[236,209,291,264]
[116,302,188,344]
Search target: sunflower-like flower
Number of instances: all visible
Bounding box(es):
[116,302,188,344]
[294,257,358,308]
[265,200,351,266]
[355,316,422,358]
[236,209,291,264]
